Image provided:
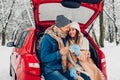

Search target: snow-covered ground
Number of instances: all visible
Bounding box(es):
[0,42,120,80]
[101,41,120,80]
[101,46,120,80]
[0,46,12,80]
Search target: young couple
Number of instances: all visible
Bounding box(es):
[40,15,105,80]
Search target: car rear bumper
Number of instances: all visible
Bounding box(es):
[17,72,41,80]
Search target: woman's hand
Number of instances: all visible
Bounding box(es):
[86,51,91,58]
[77,50,90,61]
[77,51,87,61]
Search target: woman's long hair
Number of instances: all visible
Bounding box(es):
[67,29,81,46]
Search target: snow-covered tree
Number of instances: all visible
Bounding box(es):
[0,0,34,45]
[103,0,120,45]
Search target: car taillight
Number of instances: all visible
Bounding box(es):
[26,63,40,76]
[28,63,40,68]
[22,54,41,76]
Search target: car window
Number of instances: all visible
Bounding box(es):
[39,3,94,24]
[15,31,29,48]
[15,32,23,47]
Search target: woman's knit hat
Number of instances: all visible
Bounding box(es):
[55,15,71,28]
[70,22,89,50]
[70,22,81,32]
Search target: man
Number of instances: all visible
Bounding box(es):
[40,15,73,80]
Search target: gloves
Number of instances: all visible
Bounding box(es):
[69,67,78,80]
[70,44,80,56]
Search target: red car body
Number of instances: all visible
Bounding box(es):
[7,0,107,80]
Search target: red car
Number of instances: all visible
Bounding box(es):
[7,0,107,80]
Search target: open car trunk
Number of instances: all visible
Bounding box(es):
[32,0,107,79]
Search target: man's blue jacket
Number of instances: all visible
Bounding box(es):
[40,34,67,74]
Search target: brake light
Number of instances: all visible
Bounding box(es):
[26,63,40,76]
[22,54,41,76]
[28,63,40,68]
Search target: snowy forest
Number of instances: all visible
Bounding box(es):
[0,0,120,47]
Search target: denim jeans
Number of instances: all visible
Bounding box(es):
[43,70,90,80]
[44,70,73,80]
[81,73,90,80]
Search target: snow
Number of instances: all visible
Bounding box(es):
[102,46,120,80]
[101,41,120,80]
[0,42,120,80]
[0,46,12,80]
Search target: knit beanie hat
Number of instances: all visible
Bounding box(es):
[55,15,71,28]
[70,22,80,32]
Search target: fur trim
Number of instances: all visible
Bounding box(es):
[45,25,66,49]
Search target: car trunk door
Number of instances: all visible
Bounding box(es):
[32,0,104,32]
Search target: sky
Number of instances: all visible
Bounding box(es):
[0,41,120,80]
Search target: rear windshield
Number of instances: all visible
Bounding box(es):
[39,3,94,24]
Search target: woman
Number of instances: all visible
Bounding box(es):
[67,22,105,80]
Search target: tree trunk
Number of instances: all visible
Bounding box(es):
[112,0,118,45]
[99,12,105,47]
[108,24,114,43]
[2,29,6,46]
[1,0,16,46]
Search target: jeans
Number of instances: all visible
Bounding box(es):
[44,70,74,80]
[43,70,90,80]
[81,73,90,80]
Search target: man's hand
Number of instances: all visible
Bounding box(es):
[60,47,68,56]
